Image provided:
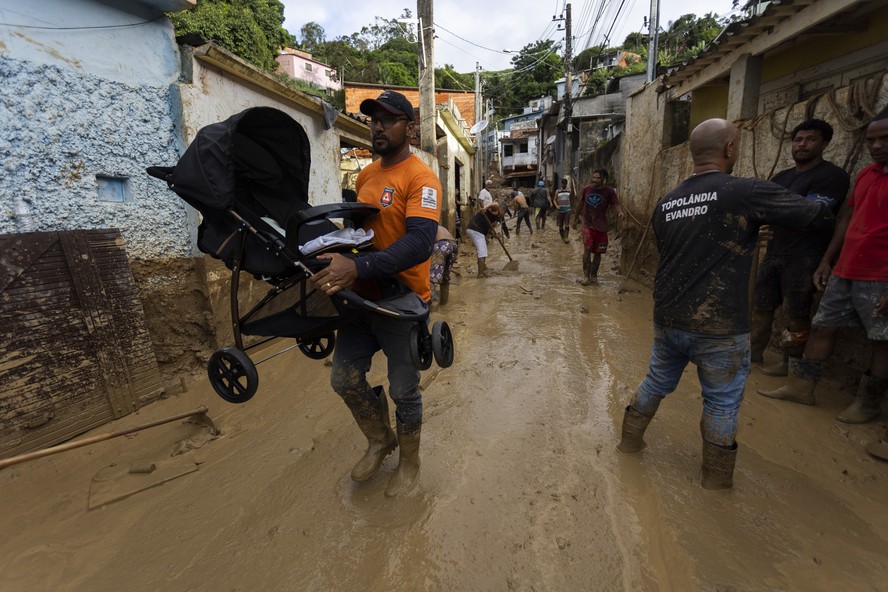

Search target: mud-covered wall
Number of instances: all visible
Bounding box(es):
[0,1,205,388]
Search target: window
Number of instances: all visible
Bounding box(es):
[96,175,130,203]
[304,63,313,72]
[519,142,528,153]
[325,69,333,77]
[503,145,514,157]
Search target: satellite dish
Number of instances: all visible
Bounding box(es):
[469,120,489,135]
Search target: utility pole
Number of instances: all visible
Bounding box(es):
[646,0,660,82]
[564,2,572,184]
[474,62,482,194]
[555,4,573,183]
[417,0,435,154]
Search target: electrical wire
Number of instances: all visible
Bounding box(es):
[0,15,166,30]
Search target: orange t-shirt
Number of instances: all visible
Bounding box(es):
[356,153,442,301]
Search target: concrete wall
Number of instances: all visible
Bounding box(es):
[0,0,192,260]
[179,54,349,209]
[434,118,471,234]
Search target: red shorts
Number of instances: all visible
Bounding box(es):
[582,228,608,253]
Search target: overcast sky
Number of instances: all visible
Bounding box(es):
[281,0,739,74]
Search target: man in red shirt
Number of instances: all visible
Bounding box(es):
[572,168,626,285]
[760,111,888,440]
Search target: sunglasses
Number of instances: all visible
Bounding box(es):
[370,114,410,129]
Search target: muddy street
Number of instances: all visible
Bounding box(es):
[2,226,887,591]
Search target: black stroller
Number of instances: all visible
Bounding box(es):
[147,107,454,404]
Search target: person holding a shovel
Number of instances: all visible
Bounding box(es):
[466,203,503,277]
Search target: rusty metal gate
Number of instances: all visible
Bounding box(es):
[0,229,163,458]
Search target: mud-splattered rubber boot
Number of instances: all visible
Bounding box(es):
[836,372,888,424]
[385,420,421,497]
[347,386,397,482]
[701,440,738,490]
[439,283,450,306]
[562,227,570,243]
[617,406,654,453]
[757,357,819,405]
[477,257,488,278]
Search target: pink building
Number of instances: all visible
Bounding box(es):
[275,48,341,93]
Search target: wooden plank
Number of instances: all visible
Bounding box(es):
[60,231,137,419]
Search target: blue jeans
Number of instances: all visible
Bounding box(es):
[331,313,422,426]
[633,324,750,446]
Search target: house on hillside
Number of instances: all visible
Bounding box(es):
[275,48,341,94]
[497,101,549,187]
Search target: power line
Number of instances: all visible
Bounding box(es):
[434,22,511,54]
[0,15,166,30]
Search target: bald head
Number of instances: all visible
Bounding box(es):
[689,119,740,172]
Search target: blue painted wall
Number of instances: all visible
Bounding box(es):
[0,0,192,258]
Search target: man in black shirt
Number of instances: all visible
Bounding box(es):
[751,119,850,376]
[616,118,834,490]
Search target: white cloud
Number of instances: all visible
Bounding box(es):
[281,0,738,74]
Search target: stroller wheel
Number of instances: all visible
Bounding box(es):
[409,323,433,370]
[207,348,259,404]
[298,334,335,359]
[431,321,454,368]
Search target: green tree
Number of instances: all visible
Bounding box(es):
[622,32,646,52]
[169,0,294,71]
[659,12,723,64]
[485,40,562,116]
[299,21,325,53]
[436,64,473,91]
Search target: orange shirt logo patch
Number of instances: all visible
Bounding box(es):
[380,187,395,208]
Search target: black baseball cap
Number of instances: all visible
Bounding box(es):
[360,90,416,122]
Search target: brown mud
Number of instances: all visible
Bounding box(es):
[2,225,887,591]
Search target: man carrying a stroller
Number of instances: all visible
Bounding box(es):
[310,91,442,497]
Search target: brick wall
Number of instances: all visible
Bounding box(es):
[344,84,476,129]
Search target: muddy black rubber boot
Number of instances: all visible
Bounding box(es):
[749,311,774,364]
[757,357,819,405]
[617,406,654,453]
[701,440,738,490]
[347,386,397,482]
[836,372,888,424]
[562,227,570,243]
[385,420,421,497]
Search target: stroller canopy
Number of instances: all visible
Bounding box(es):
[167,107,312,226]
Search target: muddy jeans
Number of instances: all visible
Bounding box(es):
[331,313,422,425]
[634,324,750,446]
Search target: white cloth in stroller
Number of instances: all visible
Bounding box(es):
[298,227,375,256]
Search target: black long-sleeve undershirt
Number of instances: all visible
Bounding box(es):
[353,217,438,279]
